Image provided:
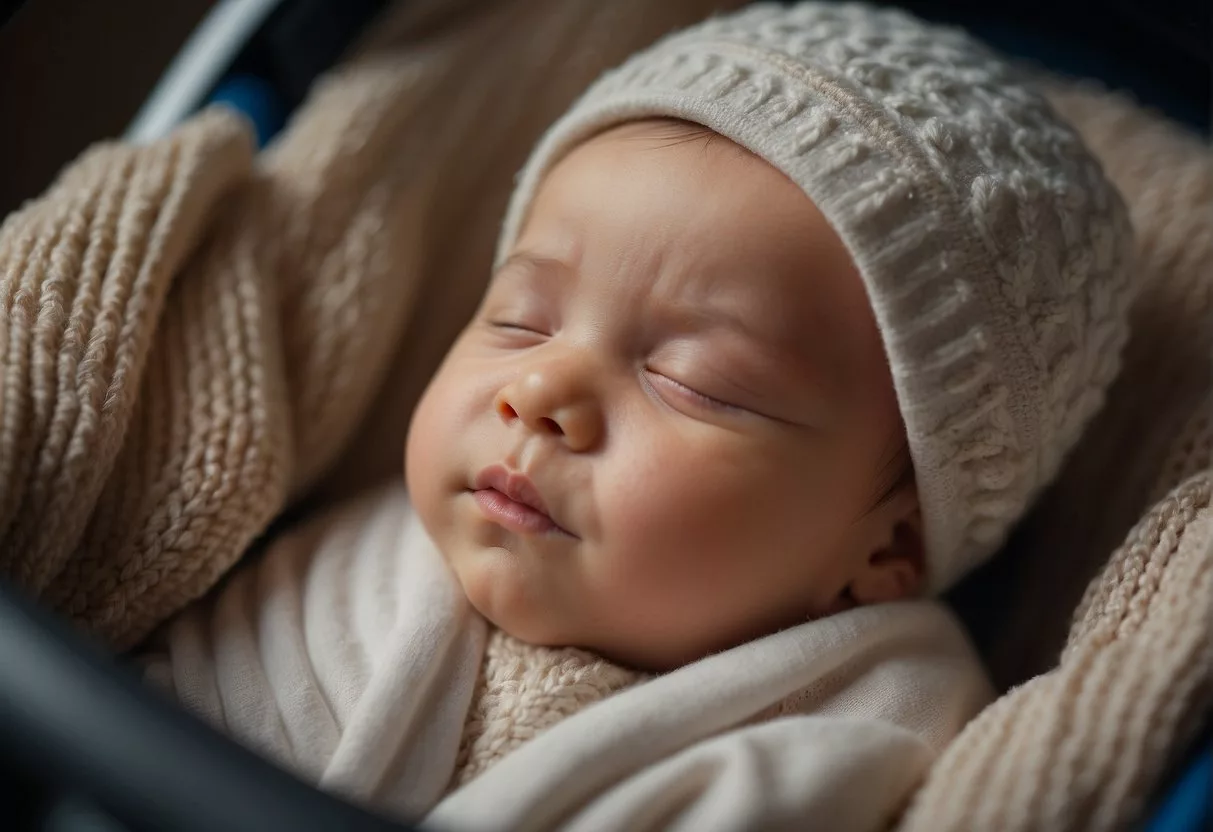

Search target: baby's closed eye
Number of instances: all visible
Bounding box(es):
[643,368,748,413]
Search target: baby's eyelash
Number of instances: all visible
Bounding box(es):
[489,320,545,335]
[646,370,739,412]
[681,383,734,410]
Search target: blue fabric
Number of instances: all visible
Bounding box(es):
[207,74,288,149]
[1144,742,1212,832]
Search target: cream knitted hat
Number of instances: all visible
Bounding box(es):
[495,2,1134,592]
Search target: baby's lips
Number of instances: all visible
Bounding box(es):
[472,463,575,535]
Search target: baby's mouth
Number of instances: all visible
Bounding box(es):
[472,488,564,535]
[470,464,574,537]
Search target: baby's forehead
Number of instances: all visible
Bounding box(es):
[527,119,868,331]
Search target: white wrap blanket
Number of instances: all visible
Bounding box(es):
[142,484,991,830]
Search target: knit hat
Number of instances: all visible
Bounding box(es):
[495,2,1134,592]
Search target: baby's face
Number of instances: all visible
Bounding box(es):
[407,121,921,670]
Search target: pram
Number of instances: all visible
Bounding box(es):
[0,1,1208,830]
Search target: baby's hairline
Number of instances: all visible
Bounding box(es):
[606,117,749,157]
[868,432,916,515]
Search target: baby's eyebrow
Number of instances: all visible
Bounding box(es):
[496,251,570,280]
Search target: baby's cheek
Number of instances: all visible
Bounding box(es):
[594,444,761,590]
[406,374,469,528]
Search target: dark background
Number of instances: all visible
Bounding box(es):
[0,0,1208,220]
[0,0,215,217]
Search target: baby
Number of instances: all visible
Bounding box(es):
[142,3,1132,829]
[408,115,923,672]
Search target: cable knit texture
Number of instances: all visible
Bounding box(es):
[452,628,644,790]
[498,2,1136,593]
[0,112,277,643]
[0,0,1209,829]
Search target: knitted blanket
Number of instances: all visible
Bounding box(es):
[0,0,1209,828]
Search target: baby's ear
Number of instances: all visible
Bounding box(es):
[850,510,925,605]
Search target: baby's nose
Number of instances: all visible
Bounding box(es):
[494,367,603,452]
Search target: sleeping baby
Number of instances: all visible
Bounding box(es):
[141,3,1133,829]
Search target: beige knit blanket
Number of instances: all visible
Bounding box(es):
[0,0,1208,828]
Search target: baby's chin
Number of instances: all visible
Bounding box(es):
[446,543,761,672]
[462,573,725,672]
[450,544,571,646]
